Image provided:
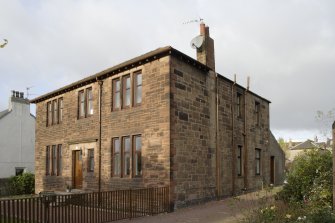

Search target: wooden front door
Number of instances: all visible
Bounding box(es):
[73,150,83,189]
[270,156,275,184]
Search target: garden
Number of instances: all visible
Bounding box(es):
[241,149,334,223]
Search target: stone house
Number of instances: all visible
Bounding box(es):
[31,23,285,208]
[0,91,35,178]
[287,138,330,162]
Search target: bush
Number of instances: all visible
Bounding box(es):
[241,149,334,223]
[7,173,35,195]
[278,149,332,206]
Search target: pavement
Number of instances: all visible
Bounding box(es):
[117,189,276,223]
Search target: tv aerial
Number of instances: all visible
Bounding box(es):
[182,18,204,25]
[26,86,36,99]
[184,18,205,49]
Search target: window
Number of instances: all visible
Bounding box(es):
[57,145,62,176]
[46,146,50,175]
[236,93,242,117]
[87,149,94,172]
[79,90,85,118]
[87,88,93,115]
[112,79,121,110]
[123,75,131,108]
[255,149,261,175]
[47,102,52,126]
[47,98,63,126]
[123,136,131,177]
[112,71,142,111]
[255,102,260,125]
[46,144,62,176]
[58,98,63,123]
[237,146,243,176]
[78,88,93,118]
[112,138,121,176]
[134,72,142,105]
[53,100,58,124]
[112,134,142,178]
[15,168,25,176]
[51,145,57,175]
[133,135,142,177]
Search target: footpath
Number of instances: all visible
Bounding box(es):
[118,188,277,223]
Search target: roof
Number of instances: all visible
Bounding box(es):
[290,139,321,150]
[0,109,10,120]
[30,46,271,104]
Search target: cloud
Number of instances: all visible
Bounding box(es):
[0,0,334,141]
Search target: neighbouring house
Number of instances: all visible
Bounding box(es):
[0,91,35,178]
[31,23,285,208]
[287,137,331,162]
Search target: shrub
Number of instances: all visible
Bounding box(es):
[7,173,35,195]
[241,149,334,223]
[278,149,332,206]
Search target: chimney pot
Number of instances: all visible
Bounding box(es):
[200,23,206,35]
[20,92,24,98]
[15,91,19,98]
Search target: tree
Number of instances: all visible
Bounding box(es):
[278,137,289,157]
[315,109,335,139]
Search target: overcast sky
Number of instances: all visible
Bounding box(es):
[1,0,334,141]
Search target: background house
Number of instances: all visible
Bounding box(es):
[0,91,35,178]
[288,137,331,162]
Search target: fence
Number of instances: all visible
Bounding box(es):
[0,186,170,223]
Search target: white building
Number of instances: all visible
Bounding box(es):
[0,91,35,178]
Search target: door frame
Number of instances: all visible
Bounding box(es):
[270,156,275,185]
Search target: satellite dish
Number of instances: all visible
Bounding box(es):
[190,35,204,49]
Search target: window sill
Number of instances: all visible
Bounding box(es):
[77,115,93,120]
[133,103,142,108]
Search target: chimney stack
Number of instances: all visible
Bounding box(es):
[11,90,24,99]
[196,22,215,71]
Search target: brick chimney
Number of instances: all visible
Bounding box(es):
[196,22,215,71]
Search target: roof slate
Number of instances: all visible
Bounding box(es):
[30,46,271,104]
[290,139,321,150]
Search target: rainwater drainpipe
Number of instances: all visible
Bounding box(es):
[231,74,236,195]
[215,73,220,199]
[97,78,103,197]
[243,77,250,190]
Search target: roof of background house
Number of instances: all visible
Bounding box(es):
[30,46,271,104]
[290,139,322,150]
[0,109,10,120]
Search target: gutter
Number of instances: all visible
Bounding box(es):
[243,77,250,190]
[231,75,236,195]
[97,78,103,198]
[215,72,220,199]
